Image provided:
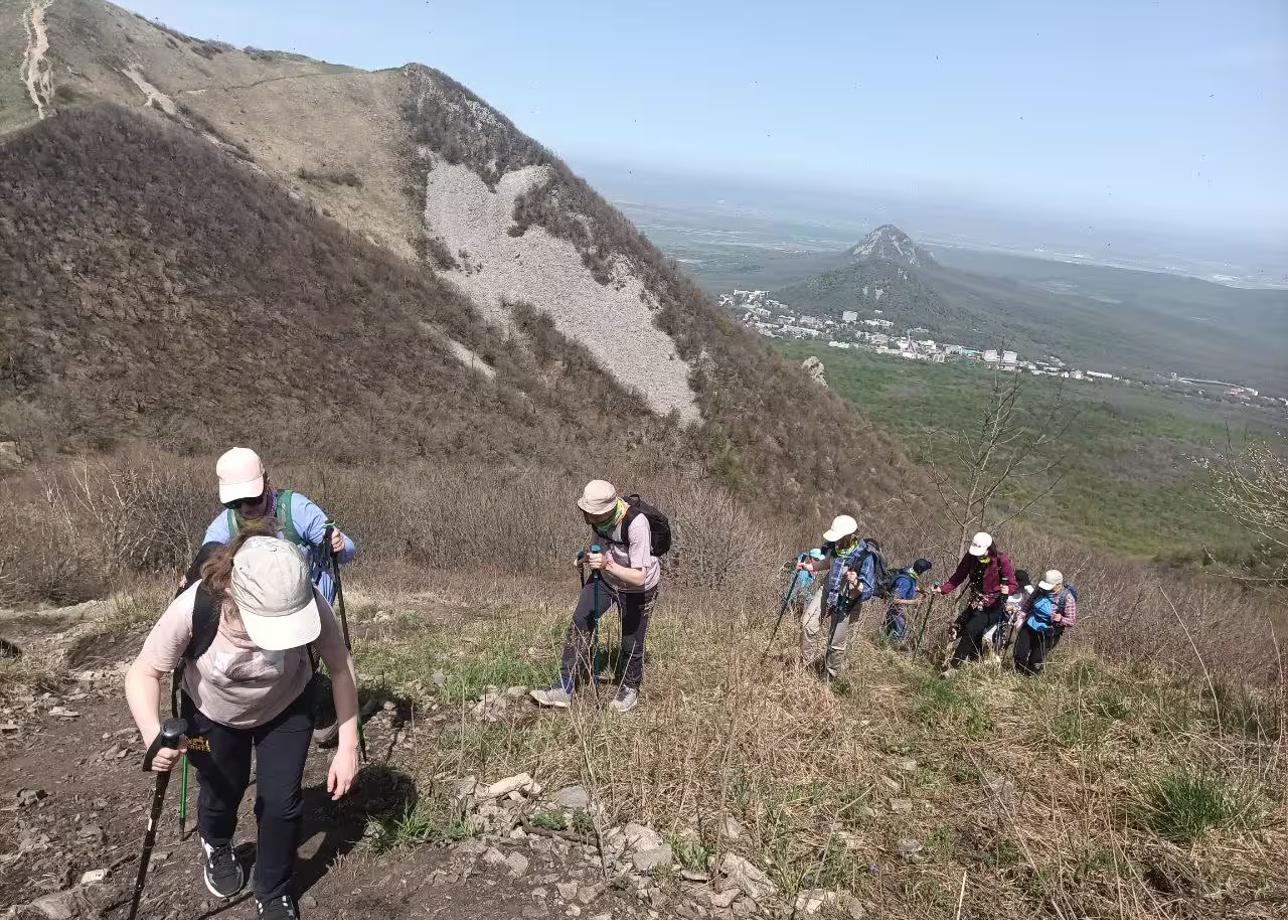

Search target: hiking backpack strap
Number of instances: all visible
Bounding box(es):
[273,489,307,548]
[183,583,221,662]
[619,500,642,552]
[228,489,306,548]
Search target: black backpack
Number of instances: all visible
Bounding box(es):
[596,494,672,557]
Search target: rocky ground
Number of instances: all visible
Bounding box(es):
[0,605,861,920]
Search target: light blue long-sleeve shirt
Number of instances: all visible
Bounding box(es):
[202,489,356,603]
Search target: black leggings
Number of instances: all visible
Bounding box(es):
[1013,624,1064,675]
[182,686,315,901]
[950,601,1007,667]
[558,578,656,691]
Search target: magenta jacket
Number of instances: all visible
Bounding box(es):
[938,550,1017,607]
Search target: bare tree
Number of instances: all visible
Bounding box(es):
[1208,436,1288,583]
[927,366,1075,555]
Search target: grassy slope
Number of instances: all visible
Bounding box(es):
[772,342,1284,559]
[350,582,1285,920]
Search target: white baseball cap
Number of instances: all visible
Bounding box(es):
[1038,569,1064,591]
[968,532,993,557]
[217,447,265,504]
[230,537,321,651]
[823,514,859,543]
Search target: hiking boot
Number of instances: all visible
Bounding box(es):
[608,686,639,714]
[201,839,245,899]
[530,684,572,708]
[256,895,300,919]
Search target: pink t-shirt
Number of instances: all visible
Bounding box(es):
[139,582,347,729]
[598,510,661,593]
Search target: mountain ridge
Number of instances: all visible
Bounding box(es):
[0,0,923,517]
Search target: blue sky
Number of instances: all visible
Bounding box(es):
[123,0,1286,237]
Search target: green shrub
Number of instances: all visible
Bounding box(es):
[912,676,990,737]
[1139,769,1255,844]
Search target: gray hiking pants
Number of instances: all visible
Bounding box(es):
[801,593,853,678]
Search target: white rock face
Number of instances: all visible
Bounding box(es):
[422,158,699,420]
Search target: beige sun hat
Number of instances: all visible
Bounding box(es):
[1038,569,1064,591]
[230,537,321,651]
[217,447,266,504]
[576,480,619,516]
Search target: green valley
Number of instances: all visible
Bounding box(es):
[772,341,1284,561]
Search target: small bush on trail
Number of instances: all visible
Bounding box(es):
[911,676,990,737]
[1138,769,1257,845]
[367,794,477,852]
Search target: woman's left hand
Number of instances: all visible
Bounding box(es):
[327,744,360,800]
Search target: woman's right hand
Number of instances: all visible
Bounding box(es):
[149,734,188,772]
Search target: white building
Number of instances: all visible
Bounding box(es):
[781,325,823,339]
[983,349,1000,363]
[841,310,859,323]
[1002,350,1018,366]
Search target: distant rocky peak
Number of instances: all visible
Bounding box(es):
[849,224,935,268]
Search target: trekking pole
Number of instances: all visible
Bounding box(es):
[169,671,190,839]
[760,560,805,662]
[324,524,367,763]
[126,718,187,920]
[589,544,603,701]
[912,592,936,658]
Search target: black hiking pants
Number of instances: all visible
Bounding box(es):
[559,578,657,691]
[950,600,1006,667]
[182,685,315,902]
[1013,624,1065,676]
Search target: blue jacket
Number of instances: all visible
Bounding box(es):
[824,539,876,611]
[202,489,356,603]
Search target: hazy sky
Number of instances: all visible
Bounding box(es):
[123,0,1287,236]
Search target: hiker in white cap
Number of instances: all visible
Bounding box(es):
[531,480,665,714]
[934,532,1017,671]
[1013,569,1078,675]
[125,531,359,920]
[795,514,879,680]
[200,448,355,605]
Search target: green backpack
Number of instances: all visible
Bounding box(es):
[226,488,308,548]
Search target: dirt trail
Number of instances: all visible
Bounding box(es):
[20,0,54,119]
[0,613,665,920]
[120,67,178,116]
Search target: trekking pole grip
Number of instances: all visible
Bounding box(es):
[589,544,602,581]
[141,718,187,772]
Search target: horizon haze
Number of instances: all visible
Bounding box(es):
[118,0,1287,259]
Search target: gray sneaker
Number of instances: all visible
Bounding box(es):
[530,684,573,708]
[608,686,639,714]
